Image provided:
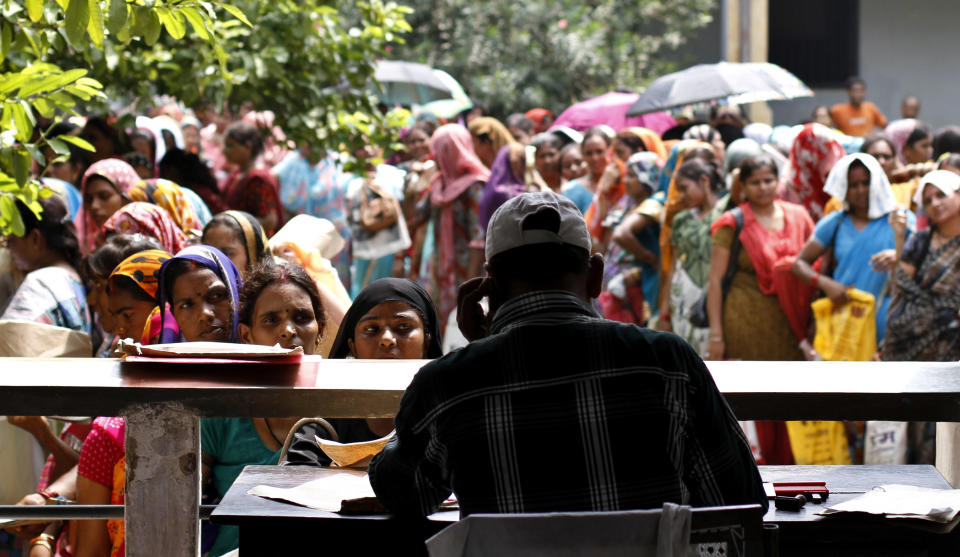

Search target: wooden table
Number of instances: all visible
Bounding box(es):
[213,466,765,555]
[211,465,458,556]
[761,465,960,556]
[6,356,960,555]
[214,465,960,556]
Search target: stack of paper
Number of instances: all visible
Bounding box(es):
[819,484,960,523]
[118,340,303,358]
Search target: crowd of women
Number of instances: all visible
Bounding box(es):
[2,99,960,555]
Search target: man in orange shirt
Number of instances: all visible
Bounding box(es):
[829,77,887,137]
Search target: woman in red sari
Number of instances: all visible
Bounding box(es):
[220,121,284,236]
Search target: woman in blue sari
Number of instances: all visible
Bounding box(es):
[792,153,914,343]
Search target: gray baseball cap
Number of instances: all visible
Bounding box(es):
[485,192,592,260]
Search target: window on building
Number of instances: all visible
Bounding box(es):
[768,0,859,88]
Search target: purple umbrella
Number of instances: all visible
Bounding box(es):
[552,92,676,136]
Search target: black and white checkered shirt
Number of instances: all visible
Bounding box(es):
[369,290,767,517]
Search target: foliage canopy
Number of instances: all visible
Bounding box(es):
[395,0,716,117]
[0,0,411,234]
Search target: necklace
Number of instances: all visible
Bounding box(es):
[262,418,284,448]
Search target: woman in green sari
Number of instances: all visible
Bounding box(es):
[660,158,728,356]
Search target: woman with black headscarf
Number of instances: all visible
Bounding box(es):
[282,277,443,466]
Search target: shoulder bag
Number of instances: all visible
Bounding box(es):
[689,207,743,328]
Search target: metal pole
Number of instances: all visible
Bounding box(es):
[0,505,216,520]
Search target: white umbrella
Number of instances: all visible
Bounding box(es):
[374,60,452,106]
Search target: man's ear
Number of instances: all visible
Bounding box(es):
[27,228,44,250]
[585,253,604,300]
[483,261,496,286]
[239,323,253,345]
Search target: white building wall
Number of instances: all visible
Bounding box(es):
[772,0,960,130]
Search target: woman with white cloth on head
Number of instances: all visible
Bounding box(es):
[791,153,914,343]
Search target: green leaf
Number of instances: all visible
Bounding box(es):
[106,0,127,35]
[26,144,45,166]
[219,3,251,27]
[64,0,90,46]
[31,97,54,118]
[0,195,22,236]
[0,22,9,64]
[156,7,186,39]
[26,0,44,22]
[0,73,32,94]
[18,76,60,98]
[87,0,105,47]
[48,91,77,109]
[59,134,95,151]
[12,149,30,188]
[143,8,161,45]
[18,68,87,97]
[0,104,11,133]
[75,77,102,90]
[46,138,71,157]
[11,102,35,143]
[181,7,210,41]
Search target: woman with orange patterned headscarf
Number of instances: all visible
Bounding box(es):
[76,249,173,557]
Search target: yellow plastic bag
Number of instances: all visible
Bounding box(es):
[811,288,877,362]
[786,420,853,465]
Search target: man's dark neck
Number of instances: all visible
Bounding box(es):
[502,283,589,304]
[491,283,591,321]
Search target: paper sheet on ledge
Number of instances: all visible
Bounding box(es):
[818,484,960,523]
[118,339,303,358]
[247,470,374,512]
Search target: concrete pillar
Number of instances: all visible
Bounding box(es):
[747,0,773,124]
[724,0,742,63]
[724,0,773,125]
[125,402,201,556]
[936,423,960,487]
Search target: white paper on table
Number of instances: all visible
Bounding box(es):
[818,484,960,523]
[118,339,303,358]
[246,470,374,512]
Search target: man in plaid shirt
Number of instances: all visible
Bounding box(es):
[369,192,766,517]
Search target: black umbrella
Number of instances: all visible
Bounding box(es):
[626,62,813,116]
[374,60,453,106]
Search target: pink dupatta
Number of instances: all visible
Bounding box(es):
[712,201,816,340]
[429,124,490,295]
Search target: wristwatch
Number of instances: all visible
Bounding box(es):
[38,490,72,505]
